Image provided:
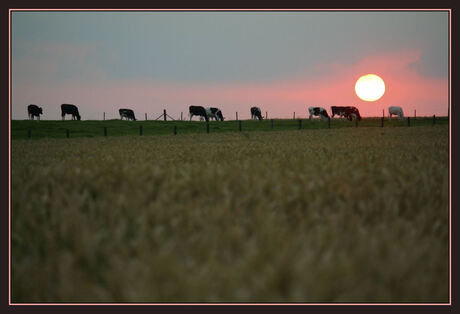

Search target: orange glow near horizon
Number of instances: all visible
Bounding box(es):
[355,74,386,102]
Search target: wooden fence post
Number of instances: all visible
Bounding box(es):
[163,109,167,121]
[381,117,384,127]
[140,125,143,136]
[407,117,410,127]
[433,115,436,125]
[181,112,183,121]
[266,112,268,119]
[414,110,416,119]
[236,112,238,121]
[103,112,105,120]
[293,112,295,119]
[145,113,147,121]
[239,120,242,132]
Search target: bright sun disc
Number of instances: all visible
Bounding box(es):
[355,74,385,101]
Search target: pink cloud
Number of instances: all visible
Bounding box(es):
[12,49,448,120]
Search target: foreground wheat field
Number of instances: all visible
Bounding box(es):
[11,125,449,303]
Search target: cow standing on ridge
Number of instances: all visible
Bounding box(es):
[119,108,137,121]
[331,106,362,121]
[27,104,43,120]
[204,107,224,121]
[189,106,209,122]
[308,107,329,120]
[388,106,404,119]
[61,104,81,120]
[251,107,263,120]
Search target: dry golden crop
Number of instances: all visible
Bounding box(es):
[11,125,449,303]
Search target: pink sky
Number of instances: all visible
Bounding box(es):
[13,49,448,120]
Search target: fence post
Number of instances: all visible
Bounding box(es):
[271,119,273,130]
[145,113,147,121]
[381,117,384,127]
[407,117,410,127]
[181,112,183,121]
[174,125,177,135]
[103,112,105,120]
[382,109,384,118]
[239,120,242,132]
[140,125,143,136]
[66,129,69,138]
[298,119,302,130]
[206,123,210,134]
[104,127,107,136]
[266,112,268,119]
[414,110,416,119]
[27,129,31,138]
[236,112,238,121]
[433,115,436,125]
[163,109,167,121]
[293,112,295,120]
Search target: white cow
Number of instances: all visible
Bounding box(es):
[308,106,329,120]
[389,106,404,119]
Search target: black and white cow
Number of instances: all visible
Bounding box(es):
[308,106,329,120]
[27,104,43,120]
[331,106,362,121]
[388,106,404,119]
[61,104,81,120]
[251,107,263,121]
[119,108,136,121]
[204,107,224,121]
[189,106,209,122]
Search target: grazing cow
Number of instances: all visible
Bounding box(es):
[388,106,404,119]
[204,107,224,121]
[251,107,263,120]
[308,106,329,120]
[119,108,137,121]
[27,104,43,120]
[189,105,209,122]
[331,106,362,121]
[61,104,81,120]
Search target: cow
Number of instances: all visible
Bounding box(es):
[388,106,404,119]
[61,104,81,120]
[189,106,209,122]
[251,107,263,121]
[119,108,136,121]
[27,104,43,120]
[204,107,224,121]
[331,106,362,121]
[308,106,329,120]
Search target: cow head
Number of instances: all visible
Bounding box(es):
[217,111,224,121]
[77,114,81,120]
[39,107,43,115]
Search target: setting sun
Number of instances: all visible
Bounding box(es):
[355,74,386,101]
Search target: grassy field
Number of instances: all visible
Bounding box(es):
[11,116,448,139]
[11,125,449,303]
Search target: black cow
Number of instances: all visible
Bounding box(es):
[308,106,329,120]
[119,108,136,121]
[251,106,263,121]
[189,106,209,122]
[331,106,362,121]
[27,104,43,120]
[61,104,81,120]
[205,107,224,121]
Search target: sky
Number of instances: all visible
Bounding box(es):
[11,10,449,120]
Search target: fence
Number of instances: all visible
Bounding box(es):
[24,115,446,139]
